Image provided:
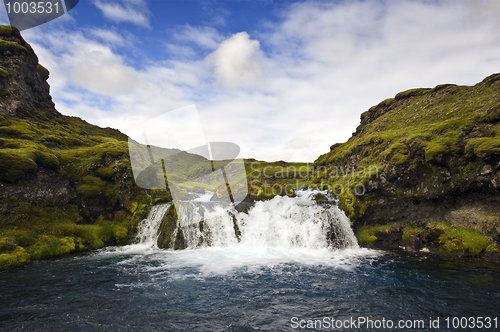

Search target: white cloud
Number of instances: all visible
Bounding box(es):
[93,0,150,27]
[21,0,500,162]
[174,25,225,50]
[90,28,126,46]
[207,32,263,89]
[70,48,138,95]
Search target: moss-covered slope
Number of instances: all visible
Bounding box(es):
[0,25,313,268]
[313,74,500,258]
[0,26,163,270]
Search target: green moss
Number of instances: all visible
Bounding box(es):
[36,64,49,81]
[313,74,500,225]
[157,203,179,249]
[0,122,39,139]
[48,223,112,249]
[395,88,429,100]
[27,235,75,260]
[339,192,367,221]
[431,83,458,93]
[0,25,22,38]
[379,97,396,107]
[77,175,106,198]
[113,209,129,223]
[402,225,424,241]
[113,225,128,243]
[95,164,116,179]
[438,227,490,255]
[422,134,461,162]
[481,73,500,86]
[0,39,26,53]
[0,54,152,269]
[0,245,31,270]
[316,74,500,170]
[0,149,37,182]
[0,141,60,182]
[423,141,449,162]
[425,222,491,255]
[256,187,276,200]
[486,245,500,253]
[356,225,392,245]
[465,137,500,159]
[32,149,60,169]
[357,227,377,244]
[391,152,408,165]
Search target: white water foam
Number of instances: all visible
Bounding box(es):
[102,190,380,277]
[136,203,170,248]
[237,194,359,250]
[191,191,214,202]
[142,246,378,278]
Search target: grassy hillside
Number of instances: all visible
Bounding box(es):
[0,25,313,269]
[316,75,500,168]
[0,109,160,269]
[0,26,158,270]
[312,73,500,258]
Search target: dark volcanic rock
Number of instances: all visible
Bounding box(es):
[374,229,403,250]
[0,26,60,118]
[314,73,500,258]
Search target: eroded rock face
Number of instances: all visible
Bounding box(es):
[157,202,182,249]
[0,168,69,212]
[0,26,60,118]
[0,26,160,270]
[314,74,500,258]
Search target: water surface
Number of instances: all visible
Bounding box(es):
[1,246,499,331]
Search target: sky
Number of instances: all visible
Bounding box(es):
[1,0,499,162]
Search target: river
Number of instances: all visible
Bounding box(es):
[1,191,499,331]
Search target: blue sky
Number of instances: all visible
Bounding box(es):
[1,0,500,162]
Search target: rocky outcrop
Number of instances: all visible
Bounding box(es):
[0,26,162,270]
[157,202,183,249]
[314,74,500,260]
[0,26,60,118]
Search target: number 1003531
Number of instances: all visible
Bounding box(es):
[445,317,498,329]
[4,1,60,14]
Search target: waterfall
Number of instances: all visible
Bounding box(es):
[175,201,241,248]
[236,191,359,250]
[136,203,171,247]
[139,190,359,250]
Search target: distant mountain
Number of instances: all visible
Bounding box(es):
[313,74,500,259]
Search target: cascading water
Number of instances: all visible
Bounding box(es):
[4,192,498,332]
[138,190,359,251]
[136,203,170,247]
[238,191,359,250]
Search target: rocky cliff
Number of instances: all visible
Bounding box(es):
[313,74,500,260]
[0,26,167,270]
[0,26,59,118]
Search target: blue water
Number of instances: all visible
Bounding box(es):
[1,246,499,331]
